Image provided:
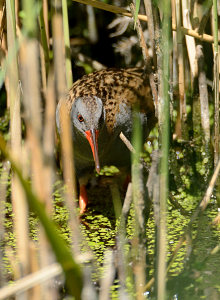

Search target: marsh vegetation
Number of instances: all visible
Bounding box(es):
[0,0,220,299]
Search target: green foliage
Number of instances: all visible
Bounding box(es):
[134,0,140,28]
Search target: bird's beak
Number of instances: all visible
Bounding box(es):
[85,129,100,174]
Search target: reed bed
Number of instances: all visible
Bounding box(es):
[0,0,220,299]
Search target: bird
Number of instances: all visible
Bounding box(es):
[56,67,157,214]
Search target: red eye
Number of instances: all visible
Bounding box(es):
[78,114,84,122]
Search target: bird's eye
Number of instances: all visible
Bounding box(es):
[78,114,84,122]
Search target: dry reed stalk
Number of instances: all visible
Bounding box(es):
[196,44,210,142]
[86,5,98,44]
[182,0,198,79]
[28,242,42,300]
[212,3,219,168]
[81,266,97,300]
[0,161,10,287]
[43,0,50,48]
[39,5,50,78]
[0,44,8,108]
[62,0,73,88]
[110,183,130,297]
[0,1,6,42]
[0,262,62,299]
[99,250,115,300]
[43,71,56,213]
[19,1,55,295]
[39,41,47,96]
[143,0,157,67]
[6,3,30,296]
[130,3,158,115]
[115,183,133,298]
[175,0,187,138]
[59,102,81,256]
[14,0,19,27]
[26,125,57,299]
[197,0,212,36]
[52,0,67,99]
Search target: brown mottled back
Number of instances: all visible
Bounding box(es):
[62,67,156,132]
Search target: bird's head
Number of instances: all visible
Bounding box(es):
[71,96,105,174]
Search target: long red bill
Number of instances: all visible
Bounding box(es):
[85,129,100,173]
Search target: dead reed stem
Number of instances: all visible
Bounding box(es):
[213,0,219,167]
[130,3,158,114]
[175,0,187,138]
[0,161,10,287]
[182,0,197,79]
[59,102,81,256]
[196,44,210,142]
[6,1,30,292]
[143,0,157,67]
[19,0,54,297]
[99,250,115,300]
[43,71,56,213]
[52,0,67,98]
[115,183,133,297]
[197,0,212,36]
[43,0,50,47]
[62,0,73,88]
[0,263,62,299]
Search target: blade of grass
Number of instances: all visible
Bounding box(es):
[134,0,140,28]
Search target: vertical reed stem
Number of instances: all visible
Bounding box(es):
[6,0,29,287]
[213,0,220,205]
[131,109,147,300]
[62,0,73,88]
[157,0,171,298]
[52,0,67,98]
[213,0,219,167]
